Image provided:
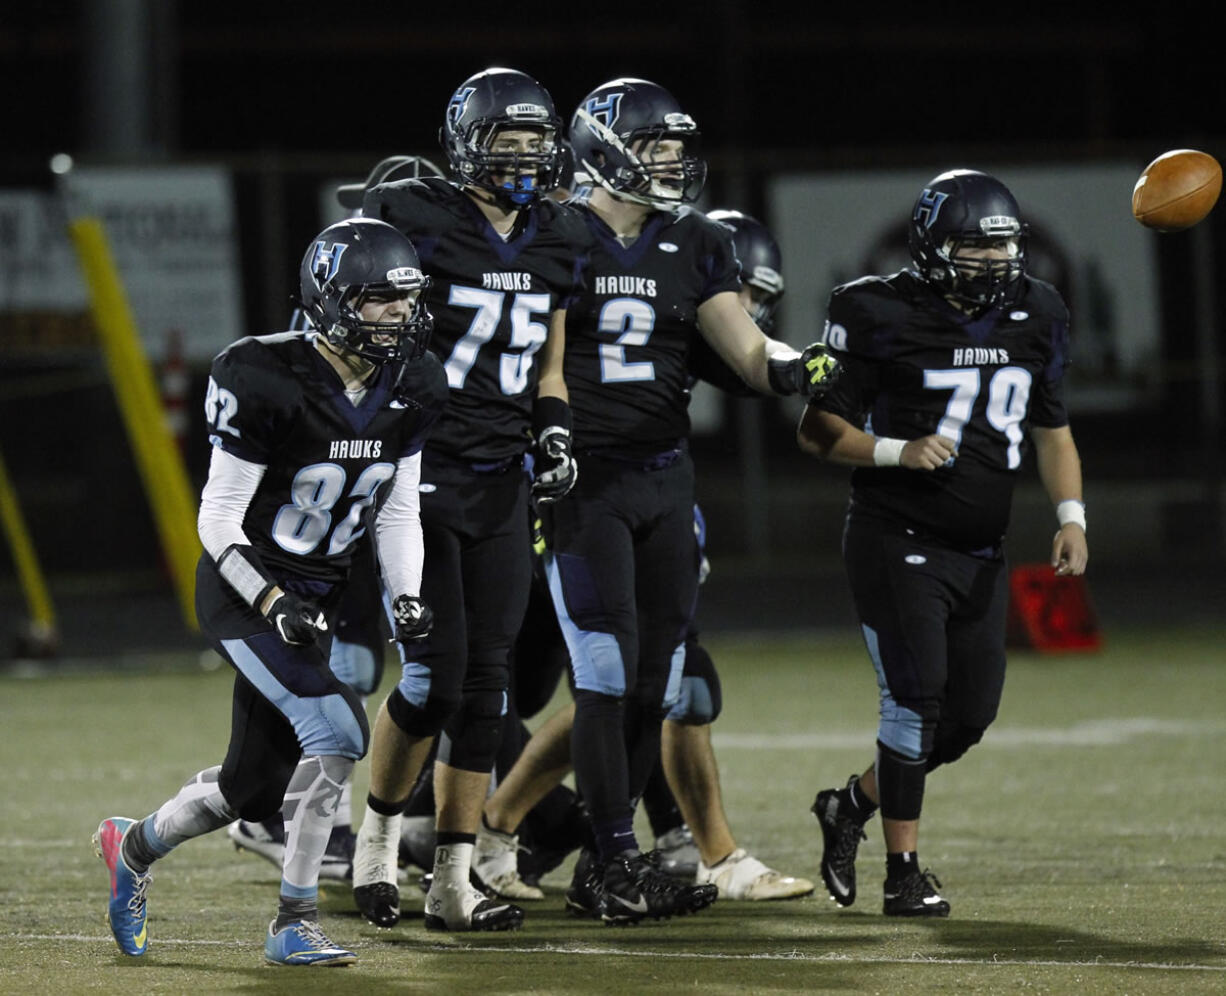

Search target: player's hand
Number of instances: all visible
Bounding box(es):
[264,592,328,646]
[392,594,434,643]
[797,342,840,400]
[1051,525,1088,576]
[532,425,578,503]
[901,434,958,471]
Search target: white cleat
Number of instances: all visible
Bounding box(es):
[424,878,524,932]
[352,813,401,928]
[696,848,815,901]
[473,824,545,901]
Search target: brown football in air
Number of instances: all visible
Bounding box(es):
[1131,149,1222,231]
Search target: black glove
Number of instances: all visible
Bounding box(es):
[392,594,434,643]
[264,592,327,646]
[767,342,841,400]
[532,424,578,503]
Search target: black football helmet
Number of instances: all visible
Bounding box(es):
[299,218,432,364]
[908,169,1028,312]
[440,67,563,206]
[707,209,785,332]
[570,78,706,210]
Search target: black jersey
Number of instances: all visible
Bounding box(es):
[204,331,449,585]
[817,270,1071,550]
[362,177,589,464]
[563,205,742,456]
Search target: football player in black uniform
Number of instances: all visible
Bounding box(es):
[227,154,446,883]
[350,67,587,932]
[92,218,447,966]
[800,169,1088,917]
[544,78,838,925]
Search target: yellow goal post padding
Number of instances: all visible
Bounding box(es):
[68,217,201,632]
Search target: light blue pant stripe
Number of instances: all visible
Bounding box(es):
[862,623,923,759]
[221,638,365,759]
[544,553,626,696]
[662,641,685,710]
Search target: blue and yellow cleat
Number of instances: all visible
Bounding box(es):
[264,919,357,967]
[92,816,152,957]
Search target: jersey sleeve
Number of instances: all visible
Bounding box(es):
[205,342,292,464]
[693,215,742,304]
[813,283,883,426]
[1028,318,1071,428]
[393,352,451,459]
[1027,284,1072,429]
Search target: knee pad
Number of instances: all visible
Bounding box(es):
[230,780,292,824]
[299,688,369,760]
[875,741,928,822]
[926,723,987,772]
[386,684,459,738]
[437,690,506,772]
[665,645,722,726]
[876,689,937,761]
[329,638,380,697]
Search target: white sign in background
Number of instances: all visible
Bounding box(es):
[769,164,1159,413]
[1,166,244,363]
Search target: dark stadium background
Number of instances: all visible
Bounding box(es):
[2,2,1224,654]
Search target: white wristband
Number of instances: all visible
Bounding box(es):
[1056,499,1087,532]
[872,437,907,467]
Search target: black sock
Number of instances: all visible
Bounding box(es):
[846,781,878,821]
[275,896,317,931]
[886,850,919,882]
[367,792,407,817]
[436,831,476,848]
[121,819,157,874]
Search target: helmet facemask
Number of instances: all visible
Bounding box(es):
[315,265,433,365]
[938,230,1026,312]
[575,106,707,210]
[448,105,562,206]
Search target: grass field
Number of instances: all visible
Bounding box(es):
[2,627,1224,994]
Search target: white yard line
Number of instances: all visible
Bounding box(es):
[714,718,1226,750]
[10,934,1225,974]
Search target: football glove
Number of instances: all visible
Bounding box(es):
[264,592,328,646]
[532,425,578,503]
[392,594,434,643]
[768,342,840,400]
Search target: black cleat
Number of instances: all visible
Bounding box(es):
[564,848,604,919]
[883,868,950,918]
[424,881,524,932]
[812,775,868,907]
[599,850,717,926]
[353,882,400,928]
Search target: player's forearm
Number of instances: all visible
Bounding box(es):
[1033,425,1083,505]
[196,446,265,559]
[797,406,876,465]
[375,454,425,598]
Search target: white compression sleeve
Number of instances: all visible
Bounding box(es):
[374,454,424,599]
[197,445,266,559]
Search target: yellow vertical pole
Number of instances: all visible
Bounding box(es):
[0,445,57,641]
[68,217,201,631]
